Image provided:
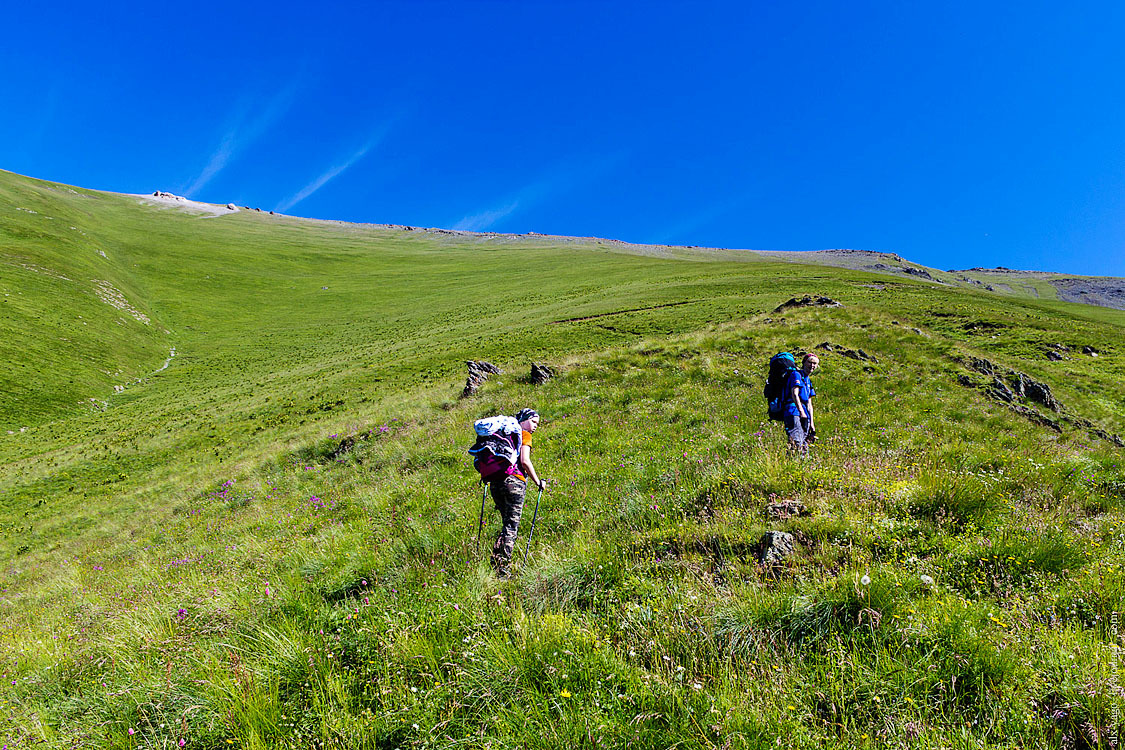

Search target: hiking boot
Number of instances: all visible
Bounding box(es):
[496,566,511,580]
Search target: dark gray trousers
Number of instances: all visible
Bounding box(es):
[489,475,526,571]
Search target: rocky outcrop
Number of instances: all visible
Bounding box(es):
[1050,278,1125,311]
[967,357,997,375]
[965,357,1061,412]
[1067,415,1125,448]
[461,360,502,399]
[1044,343,1069,361]
[816,341,878,364]
[774,295,843,312]
[956,356,1121,444]
[766,500,808,521]
[987,376,1018,404]
[902,266,936,281]
[1013,373,1061,412]
[758,531,795,566]
[529,363,556,385]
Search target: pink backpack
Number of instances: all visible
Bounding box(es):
[468,416,522,482]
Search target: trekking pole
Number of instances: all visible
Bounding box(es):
[475,483,487,554]
[523,485,544,560]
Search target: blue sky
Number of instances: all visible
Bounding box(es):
[4,1,1125,276]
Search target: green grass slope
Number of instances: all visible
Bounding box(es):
[0,173,171,425]
[1,169,1124,748]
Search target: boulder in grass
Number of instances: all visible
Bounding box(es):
[758,531,795,566]
[774,295,842,313]
[816,341,878,364]
[1013,373,1062,412]
[530,363,556,385]
[461,360,502,399]
[766,500,808,521]
[988,376,1017,403]
[968,356,997,375]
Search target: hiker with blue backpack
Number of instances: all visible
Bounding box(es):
[468,408,544,578]
[765,352,820,453]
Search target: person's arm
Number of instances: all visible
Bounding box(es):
[806,397,814,428]
[520,444,544,489]
[791,384,808,419]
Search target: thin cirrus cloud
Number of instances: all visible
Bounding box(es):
[182,85,299,198]
[275,138,381,213]
[453,177,571,233]
[452,154,627,233]
[452,201,521,232]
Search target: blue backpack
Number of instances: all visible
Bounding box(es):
[764,352,797,420]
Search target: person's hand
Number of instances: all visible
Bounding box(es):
[538,478,547,491]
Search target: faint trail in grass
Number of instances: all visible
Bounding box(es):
[550,300,698,323]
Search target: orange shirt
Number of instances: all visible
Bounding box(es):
[512,430,532,480]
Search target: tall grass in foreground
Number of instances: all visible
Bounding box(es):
[2,308,1123,748]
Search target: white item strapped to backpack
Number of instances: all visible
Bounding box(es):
[473,415,521,437]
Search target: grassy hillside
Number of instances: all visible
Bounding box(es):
[1,169,1123,748]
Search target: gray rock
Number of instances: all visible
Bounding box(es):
[530,363,555,385]
[968,357,997,375]
[902,266,936,281]
[1013,374,1061,412]
[1010,403,1062,432]
[758,531,795,565]
[1065,415,1124,447]
[773,296,843,313]
[766,500,807,521]
[988,377,1017,403]
[461,360,502,399]
[815,341,878,363]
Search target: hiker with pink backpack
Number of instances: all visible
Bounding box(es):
[468,408,545,578]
